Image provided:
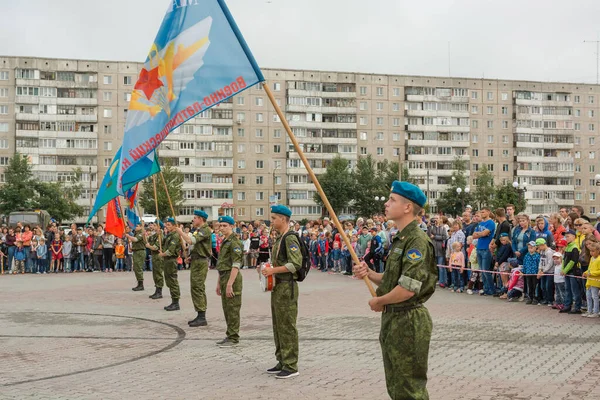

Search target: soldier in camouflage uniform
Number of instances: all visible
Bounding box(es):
[160,218,181,311]
[146,220,165,300]
[354,181,437,400]
[177,210,212,327]
[215,215,243,348]
[125,223,146,291]
[262,205,302,379]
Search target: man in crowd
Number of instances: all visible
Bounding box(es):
[473,208,496,296]
[160,218,182,311]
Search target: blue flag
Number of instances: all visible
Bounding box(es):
[117,0,264,194]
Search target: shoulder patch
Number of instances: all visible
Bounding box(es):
[233,247,242,253]
[289,244,299,252]
[393,247,403,255]
[406,248,422,261]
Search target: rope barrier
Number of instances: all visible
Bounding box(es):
[437,264,600,283]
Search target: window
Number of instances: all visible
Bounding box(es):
[471,91,478,99]
[392,88,400,97]
[237,192,246,201]
[472,120,478,129]
[376,117,384,126]
[237,128,245,137]
[0,105,8,115]
[503,149,509,157]
[575,123,581,131]
[590,165,596,173]
[237,144,245,153]
[590,123,595,132]
[256,160,264,169]
[575,151,581,159]
[472,134,478,143]
[103,125,112,134]
[103,141,112,151]
[472,149,479,157]
[359,117,367,125]
[359,86,367,95]
[471,106,478,114]
[256,208,264,217]
[501,107,508,115]
[487,164,494,171]
[237,96,244,105]
[255,97,263,106]
[487,92,493,100]
[487,150,494,157]
[502,121,508,129]
[392,132,400,141]
[377,147,384,155]
[487,106,493,114]
[359,132,367,140]
[376,102,384,111]
[103,108,112,118]
[590,110,596,118]
[273,129,281,138]
[575,95,580,103]
[589,96,595,104]
[103,75,112,84]
[255,129,263,138]
[576,109,581,117]
[592,207,597,214]
[237,176,246,185]
[590,151,596,159]
[103,92,112,101]
[392,103,400,112]
[273,82,281,91]
[392,118,400,126]
[0,71,8,80]
[591,193,597,201]
[360,147,367,155]
[376,87,384,96]
[502,135,509,143]
[501,93,508,101]
[255,191,264,201]
[0,88,8,97]
[237,160,246,169]
[487,121,493,129]
[255,144,264,153]
[123,76,132,85]
[0,123,8,132]
[256,113,263,122]
[272,144,281,153]
[124,92,131,102]
[376,132,384,140]
[256,176,264,185]
[590,137,596,145]
[487,135,494,143]
[359,102,367,111]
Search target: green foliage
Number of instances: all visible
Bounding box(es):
[352,155,383,217]
[0,154,83,222]
[401,165,417,184]
[0,153,37,215]
[435,157,474,216]
[313,155,355,216]
[492,183,527,213]
[139,163,184,220]
[473,165,495,209]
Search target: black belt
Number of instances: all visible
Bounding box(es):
[383,304,423,313]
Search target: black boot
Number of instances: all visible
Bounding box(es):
[149,287,163,299]
[164,300,180,311]
[188,311,207,327]
[132,281,144,291]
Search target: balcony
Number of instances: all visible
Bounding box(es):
[288,120,357,129]
[15,96,39,105]
[56,98,98,106]
[287,89,356,98]
[40,80,98,89]
[285,105,356,114]
[406,95,469,103]
[516,169,574,178]
[407,154,469,162]
[407,139,470,147]
[15,112,39,121]
[514,141,573,150]
[321,137,356,145]
[16,78,39,87]
[406,125,469,133]
[405,109,469,118]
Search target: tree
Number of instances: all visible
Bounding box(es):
[139,163,184,219]
[472,165,495,210]
[33,180,84,222]
[352,155,381,218]
[0,153,37,215]
[313,155,354,216]
[377,159,404,189]
[435,157,474,216]
[400,165,417,184]
[492,183,527,213]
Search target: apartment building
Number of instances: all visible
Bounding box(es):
[0,56,599,222]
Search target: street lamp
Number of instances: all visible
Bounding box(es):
[512,181,528,203]
[456,187,470,211]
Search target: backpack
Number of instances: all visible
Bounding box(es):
[279,232,311,282]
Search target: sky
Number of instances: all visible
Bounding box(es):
[1,0,600,83]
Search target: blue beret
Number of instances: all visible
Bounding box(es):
[165,217,176,224]
[563,229,577,236]
[155,219,164,229]
[271,205,292,218]
[194,210,209,220]
[390,180,427,208]
[218,215,235,225]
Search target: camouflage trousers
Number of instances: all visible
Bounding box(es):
[164,257,180,301]
[151,253,164,288]
[271,279,299,373]
[219,270,243,343]
[133,251,145,282]
[190,258,209,312]
[379,306,432,400]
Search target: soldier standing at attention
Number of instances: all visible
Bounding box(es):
[177,210,212,327]
[146,220,165,300]
[160,218,182,311]
[125,222,146,291]
[215,215,243,348]
[262,205,302,379]
[353,181,437,400]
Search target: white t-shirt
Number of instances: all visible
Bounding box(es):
[554,263,565,283]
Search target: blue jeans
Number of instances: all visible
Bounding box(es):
[477,249,495,295]
[451,267,464,290]
[7,246,15,272]
[586,286,599,314]
[437,256,447,285]
[540,275,554,304]
[554,282,566,305]
[24,247,31,272]
[37,258,47,273]
[116,258,124,271]
[564,275,582,310]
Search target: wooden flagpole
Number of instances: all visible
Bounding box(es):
[263,84,377,297]
[152,175,163,252]
[159,170,186,255]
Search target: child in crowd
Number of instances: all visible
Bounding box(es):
[449,241,465,293]
[523,241,541,304]
[309,233,318,269]
[494,233,514,291]
[62,235,72,273]
[552,252,565,310]
[36,238,48,274]
[506,258,524,302]
[30,238,38,273]
[560,230,582,313]
[466,237,481,295]
[115,238,125,272]
[331,241,342,273]
[241,232,250,269]
[50,233,63,273]
[13,240,26,274]
[536,238,555,306]
[317,233,328,271]
[582,242,600,318]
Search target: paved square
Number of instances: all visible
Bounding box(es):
[1,270,600,399]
